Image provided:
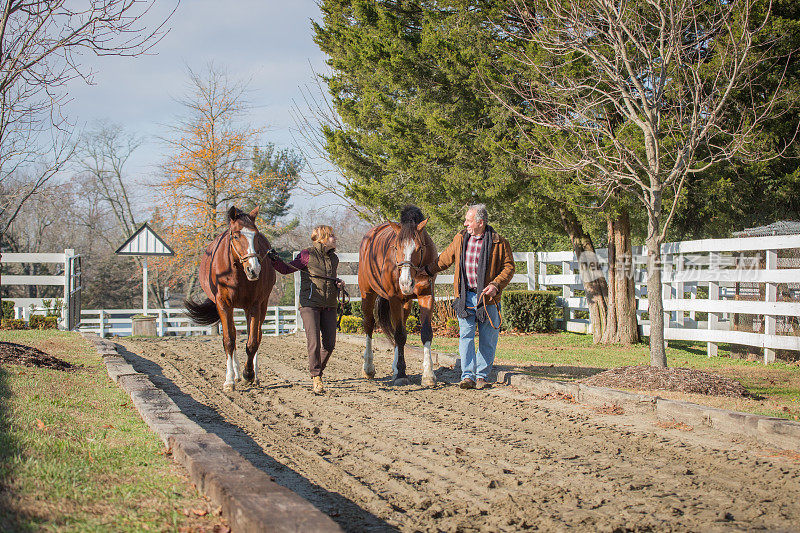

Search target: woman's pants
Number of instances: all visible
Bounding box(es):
[300,306,337,377]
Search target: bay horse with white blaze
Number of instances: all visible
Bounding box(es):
[184,206,276,391]
[359,205,438,386]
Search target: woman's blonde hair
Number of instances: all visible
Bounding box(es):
[311,225,335,243]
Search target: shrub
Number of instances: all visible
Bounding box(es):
[339,315,363,334]
[445,318,459,337]
[501,290,559,333]
[29,315,58,330]
[344,300,362,318]
[1,318,27,330]
[406,315,420,333]
[1,300,14,319]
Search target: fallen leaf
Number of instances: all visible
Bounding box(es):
[35,419,45,430]
[192,508,208,517]
[102,424,114,429]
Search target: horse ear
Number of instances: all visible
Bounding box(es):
[388,221,401,234]
[227,206,237,222]
[416,218,429,231]
[249,206,259,220]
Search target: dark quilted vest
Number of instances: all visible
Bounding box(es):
[299,242,339,308]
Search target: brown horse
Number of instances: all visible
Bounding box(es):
[184,206,276,391]
[359,205,438,386]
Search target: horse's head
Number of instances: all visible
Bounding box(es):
[228,205,265,282]
[389,206,429,296]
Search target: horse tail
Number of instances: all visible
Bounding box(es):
[376,296,396,345]
[184,296,220,326]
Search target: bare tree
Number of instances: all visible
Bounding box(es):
[75,121,143,243]
[501,0,796,367]
[290,73,383,224]
[0,0,175,238]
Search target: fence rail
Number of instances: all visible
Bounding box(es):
[78,307,297,338]
[1,250,81,327]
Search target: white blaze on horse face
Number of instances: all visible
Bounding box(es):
[241,228,260,280]
[399,239,415,295]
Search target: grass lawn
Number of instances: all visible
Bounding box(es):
[409,331,800,420]
[0,330,227,532]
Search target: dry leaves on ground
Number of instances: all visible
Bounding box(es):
[581,366,750,398]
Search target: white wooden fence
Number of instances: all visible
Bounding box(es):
[537,234,800,363]
[78,306,297,338]
[0,250,81,328]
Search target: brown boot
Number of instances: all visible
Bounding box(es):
[312,376,325,395]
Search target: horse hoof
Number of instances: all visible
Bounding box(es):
[362,371,375,380]
[392,377,410,387]
[223,382,235,392]
[243,378,260,387]
[422,377,437,387]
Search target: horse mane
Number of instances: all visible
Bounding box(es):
[398,205,425,243]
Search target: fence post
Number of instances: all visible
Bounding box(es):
[764,249,777,364]
[294,255,302,333]
[157,308,164,337]
[527,252,536,290]
[674,253,685,327]
[662,251,672,349]
[99,310,106,338]
[274,306,280,336]
[707,251,720,357]
[63,249,74,329]
[562,259,574,330]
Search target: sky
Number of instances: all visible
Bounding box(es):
[63,0,343,216]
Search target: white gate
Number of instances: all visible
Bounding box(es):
[0,250,81,329]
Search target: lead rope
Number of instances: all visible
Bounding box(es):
[466,291,502,330]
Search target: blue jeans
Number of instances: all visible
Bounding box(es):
[458,290,500,381]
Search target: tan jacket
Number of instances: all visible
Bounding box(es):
[429,229,515,306]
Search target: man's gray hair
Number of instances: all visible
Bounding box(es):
[468,203,488,223]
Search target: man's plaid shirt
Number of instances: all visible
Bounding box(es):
[464,233,484,289]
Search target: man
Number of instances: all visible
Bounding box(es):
[424,204,515,389]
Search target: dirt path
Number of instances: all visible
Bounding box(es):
[117,334,800,532]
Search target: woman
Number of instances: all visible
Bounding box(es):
[270,225,342,394]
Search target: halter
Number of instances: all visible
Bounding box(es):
[394,240,427,273]
[229,229,268,266]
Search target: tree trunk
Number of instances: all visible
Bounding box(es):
[559,207,609,342]
[613,210,640,344]
[600,213,618,343]
[646,211,667,367]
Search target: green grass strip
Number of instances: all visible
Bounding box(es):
[0,330,223,532]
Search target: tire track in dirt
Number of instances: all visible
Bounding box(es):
[119,335,800,532]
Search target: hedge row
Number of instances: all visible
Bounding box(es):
[500,290,559,333]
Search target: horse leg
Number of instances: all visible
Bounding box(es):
[243,305,264,386]
[361,291,377,379]
[418,294,437,387]
[219,304,240,392]
[390,297,409,386]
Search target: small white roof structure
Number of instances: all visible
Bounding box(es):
[115,223,175,256]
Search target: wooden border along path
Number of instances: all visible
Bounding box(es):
[336,333,800,453]
[81,332,341,533]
